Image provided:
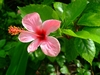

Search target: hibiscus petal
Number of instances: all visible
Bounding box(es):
[22,12,42,32]
[18,31,37,43]
[40,36,60,57]
[27,39,40,52]
[42,20,61,35]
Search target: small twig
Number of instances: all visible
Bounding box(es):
[56,65,60,75]
[91,66,94,75]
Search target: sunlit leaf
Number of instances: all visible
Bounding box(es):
[74,38,96,65]
[62,29,78,37]
[61,0,87,27]
[76,30,100,44]
[54,2,68,21]
[83,27,100,36]
[78,3,100,26]
[62,29,100,44]
[18,4,59,21]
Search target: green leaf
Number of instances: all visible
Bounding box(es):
[34,48,45,60]
[47,64,55,73]
[0,57,7,68]
[47,56,56,62]
[0,50,6,58]
[62,0,87,27]
[0,39,6,48]
[79,28,100,44]
[77,68,85,74]
[6,42,28,75]
[62,29,100,44]
[83,27,100,36]
[62,29,78,37]
[62,29,90,39]
[29,53,35,61]
[60,37,79,61]
[7,12,16,18]
[74,38,96,65]
[84,71,91,75]
[78,12,100,26]
[3,41,17,51]
[56,55,66,67]
[50,72,56,75]
[60,65,70,74]
[42,0,54,5]
[18,4,59,21]
[26,57,42,75]
[96,62,100,69]
[76,30,100,44]
[78,3,100,26]
[54,2,68,21]
[95,43,100,58]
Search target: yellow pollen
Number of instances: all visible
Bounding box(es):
[8,25,23,35]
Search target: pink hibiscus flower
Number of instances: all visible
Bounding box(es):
[18,12,61,57]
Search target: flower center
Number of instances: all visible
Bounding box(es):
[36,30,46,40]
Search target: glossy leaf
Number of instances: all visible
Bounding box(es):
[78,3,100,26]
[74,38,96,65]
[61,0,87,27]
[54,2,68,21]
[18,4,59,21]
[78,12,100,26]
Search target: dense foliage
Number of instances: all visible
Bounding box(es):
[0,0,100,75]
